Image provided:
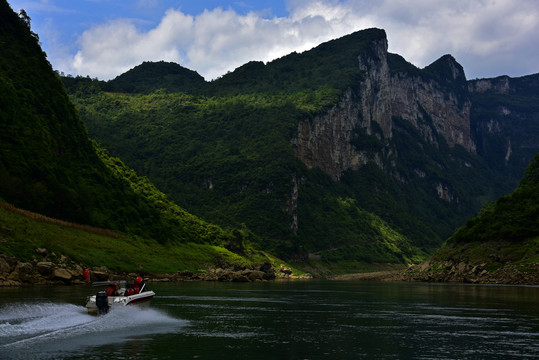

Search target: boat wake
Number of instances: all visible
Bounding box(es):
[0,302,185,359]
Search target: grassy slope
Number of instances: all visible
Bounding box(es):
[0,202,258,274]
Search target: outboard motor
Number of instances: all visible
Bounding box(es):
[95,291,109,315]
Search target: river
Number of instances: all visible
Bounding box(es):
[0,280,537,359]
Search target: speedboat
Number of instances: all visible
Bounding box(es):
[85,277,155,315]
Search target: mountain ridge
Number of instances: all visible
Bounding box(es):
[2,0,535,278]
[66,27,538,272]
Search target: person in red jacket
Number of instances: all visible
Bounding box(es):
[105,283,119,296]
[125,276,145,296]
[134,276,145,290]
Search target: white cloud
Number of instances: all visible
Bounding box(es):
[65,0,539,80]
[70,10,193,79]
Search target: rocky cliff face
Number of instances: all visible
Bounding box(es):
[468,73,539,173]
[469,75,512,94]
[292,35,476,181]
[292,89,379,179]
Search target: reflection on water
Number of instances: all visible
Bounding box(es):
[0,281,537,359]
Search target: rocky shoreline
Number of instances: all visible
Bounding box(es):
[331,261,539,285]
[0,249,306,286]
[2,248,537,286]
[0,249,88,286]
[398,260,539,285]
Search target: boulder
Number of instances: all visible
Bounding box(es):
[231,273,249,282]
[36,262,54,276]
[200,270,218,281]
[10,262,34,282]
[259,262,276,280]
[0,257,11,275]
[0,279,21,286]
[71,264,83,278]
[279,265,293,276]
[418,260,431,271]
[215,268,232,281]
[248,270,266,282]
[479,269,488,277]
[52,268,72,282]
[457,262,468,273]
[92,271,109,281]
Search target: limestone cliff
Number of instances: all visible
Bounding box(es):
[292,33,476,181]
[292,89,380,179]
[469,75,512,94]
[468,73,539,173]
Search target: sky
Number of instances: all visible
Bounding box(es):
[6,0,539,81]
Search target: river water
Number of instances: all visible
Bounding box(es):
[0,280,537,359]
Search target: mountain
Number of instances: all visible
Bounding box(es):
[106,61,207,94]
[66,28,538,273]
[0,0,269,276]
[1,2,97,221]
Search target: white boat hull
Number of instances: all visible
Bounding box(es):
[86,290,155,315]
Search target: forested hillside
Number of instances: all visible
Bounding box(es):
[65,28,539,270]
[403,155,538,284]
[3,0,536,276]
[71,75,426,267]
[448,153,539,245]
[0,0,264,273]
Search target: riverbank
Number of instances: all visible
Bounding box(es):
[0,250,310,286]
[2,250,537,286]
[330,261,539,285]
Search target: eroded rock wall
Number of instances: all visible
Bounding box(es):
[292,35,476,181]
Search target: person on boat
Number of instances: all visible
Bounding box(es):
[134,276,145,290]
[105,283,119,296]
[125,276,145,296]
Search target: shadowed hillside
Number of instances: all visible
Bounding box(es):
[0,0,273,278]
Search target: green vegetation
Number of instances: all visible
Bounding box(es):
[447,154,539,245]
[432,238,539,269]
[422,154,539,272]
[105,61,206,94]
[2,0,536,276]
[64,26,531,273]
[0,203,262,273]
[0,2,98,222]
[207,29,385,96]
[72,87,371,255]
[0,0,266,272]
[63,28,439,269]
[69,50,460,269]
